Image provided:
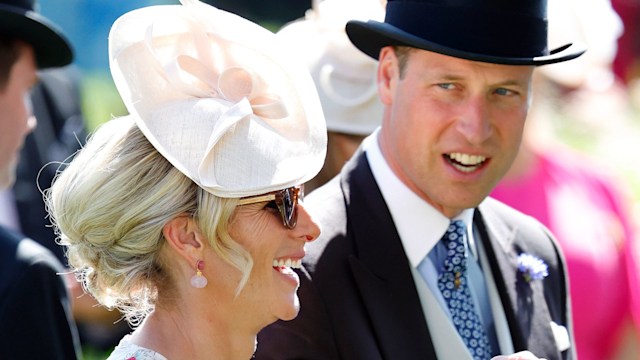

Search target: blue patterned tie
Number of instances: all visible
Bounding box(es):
[438,220,492,360]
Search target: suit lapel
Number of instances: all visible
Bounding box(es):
[475,200,559,359]
[343,153,437,359]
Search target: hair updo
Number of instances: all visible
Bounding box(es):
[46,116,251,324]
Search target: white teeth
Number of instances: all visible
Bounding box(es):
[272,258,302,269]
[448,152,486,165]
[452,163,475,173]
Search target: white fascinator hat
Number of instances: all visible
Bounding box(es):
[542,0,623,89]
[277,0,385,136]
[109,0,327,198]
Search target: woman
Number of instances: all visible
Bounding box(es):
[46,1,326,359]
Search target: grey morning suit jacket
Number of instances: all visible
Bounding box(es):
[255,149,574,360]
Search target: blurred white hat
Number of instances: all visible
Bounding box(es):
[277,0,385,135]
[542,0,623,89]
[109,0,327,198]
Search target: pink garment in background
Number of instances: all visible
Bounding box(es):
[491,147,640,360]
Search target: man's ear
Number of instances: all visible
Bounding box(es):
[378,46,399,106]
[162,215,205,262]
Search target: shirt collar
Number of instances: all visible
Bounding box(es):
[362,129,476,268]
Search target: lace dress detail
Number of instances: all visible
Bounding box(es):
[107,335,168,360]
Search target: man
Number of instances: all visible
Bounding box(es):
[256,0,585,359]
[0,0,81,358]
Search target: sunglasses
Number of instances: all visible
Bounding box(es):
[237,185,304,229]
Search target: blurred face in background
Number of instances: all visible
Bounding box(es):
[0,42,37,190]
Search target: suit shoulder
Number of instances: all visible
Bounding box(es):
[307,176,348,237]
[480,197,552,235]
[0,227,64,278]
[0,228,66,304]
[479,197,561,261]
[303,177,353,271]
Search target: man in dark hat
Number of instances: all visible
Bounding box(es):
[256,0,585,359]
[0,0,81,358]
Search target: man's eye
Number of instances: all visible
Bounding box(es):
[495,88,515,96]
[438,83,455,90]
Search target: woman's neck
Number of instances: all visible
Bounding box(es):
[129,304,258,360]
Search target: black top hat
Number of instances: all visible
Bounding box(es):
[346,0,585,66]
[0,0,72,68]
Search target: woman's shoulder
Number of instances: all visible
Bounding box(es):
[106,335,168,360]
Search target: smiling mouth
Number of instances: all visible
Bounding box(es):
[272,258,302,273]
[444,152,487,173]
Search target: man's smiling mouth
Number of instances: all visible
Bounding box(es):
[444,152,487,173]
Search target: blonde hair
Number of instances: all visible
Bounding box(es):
[46,116,252,324]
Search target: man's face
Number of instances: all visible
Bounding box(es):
[377,48,534,218]
[0,43,37,190]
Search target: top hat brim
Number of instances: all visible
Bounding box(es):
[0,5,72,68]
[346,20,586,66]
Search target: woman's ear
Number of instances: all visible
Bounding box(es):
[162,215,205,262]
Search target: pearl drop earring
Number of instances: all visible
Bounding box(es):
[190,259,208,288]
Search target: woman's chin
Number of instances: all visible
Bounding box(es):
[277,295,301,322]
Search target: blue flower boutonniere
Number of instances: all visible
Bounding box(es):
[517,253,549,282]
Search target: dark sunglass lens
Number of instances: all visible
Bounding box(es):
[265,200,278,210]
[284,189,295,227]
[274,187,296,229]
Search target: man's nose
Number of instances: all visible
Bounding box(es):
[456,96,492,145]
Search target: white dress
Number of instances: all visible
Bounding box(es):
[106,335,168,360]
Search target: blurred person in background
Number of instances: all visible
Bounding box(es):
[611,0,640,88]
[0,66,86,261]
[0,0,81,358]
[46,0,326,358]
[0,33,129,360]
[276,0,384,193]
[491,0,640,359]
[205,0,307,30]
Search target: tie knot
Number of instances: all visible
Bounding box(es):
[445,220,466,246]
[442,220,467,273]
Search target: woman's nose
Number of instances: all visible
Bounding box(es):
[295,202,321,242]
